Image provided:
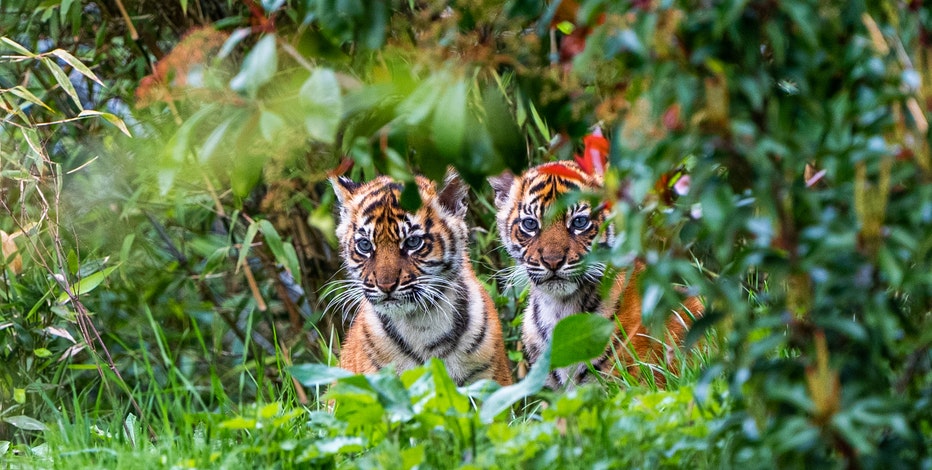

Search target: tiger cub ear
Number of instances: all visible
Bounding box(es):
[330,176,360,206]
[488,170,515,209]
[437,170,468,219]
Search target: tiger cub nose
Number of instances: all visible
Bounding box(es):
[540,253,566,271]
[375,277,399,294]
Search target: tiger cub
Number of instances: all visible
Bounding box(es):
[330,172,512,386]
[490,161,704,388]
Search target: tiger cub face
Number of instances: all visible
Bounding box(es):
[332,173,468,317]
[490,162,612,299]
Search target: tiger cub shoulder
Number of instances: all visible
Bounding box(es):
[490,161,703,388]
[330,172,512,386]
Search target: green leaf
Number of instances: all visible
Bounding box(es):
[3,415,47,431]
[550,314,615,369]
[300,68,343,144]
[289,363,354,387]
[78,110,131,136]
[60,0,74,22]
[298,436,365,462]
[7,86,53,112]
[50,49,104,86]
[431,78,467,157]
[13,388,25,404]
[282,242,301,285]
[218,416,257,430]
[480,341,551,423]
[34,348,52,358]
[398,75,443,126]
[237,221,260,273]
[258,402,282,419]
[1,37,35,56]
[57,266,118,304]
[229,34,277,97]
[257,219,286,266]
[399,181,422,212]
[42,57,82,110]
[259,110,286,142]
[261,0,285,12]
[198,117,234,162]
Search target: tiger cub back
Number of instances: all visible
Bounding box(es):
[490,161,703,388]
[330,172,512,386]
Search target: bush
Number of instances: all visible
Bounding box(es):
[1,0,930,467]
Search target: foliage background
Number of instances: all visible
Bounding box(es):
[1,0,930,467]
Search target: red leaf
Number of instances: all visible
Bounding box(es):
[327,157,354,178]
[575,127,609,177]
[538,162,586,181]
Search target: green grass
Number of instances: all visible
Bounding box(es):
[2,324,728,469]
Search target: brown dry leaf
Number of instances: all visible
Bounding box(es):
[1,229,23,275]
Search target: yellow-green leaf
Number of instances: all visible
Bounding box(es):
[1,37,34,56]
[57,265,118,304]
[50,49,104,86]
[7,86,53,112]
[78,109,131,137]
[42,57,82,110]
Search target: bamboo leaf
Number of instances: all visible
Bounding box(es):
[50,49,103,86]
[1,37,34,56]
[7,86,53,111]
[42,57,82,109]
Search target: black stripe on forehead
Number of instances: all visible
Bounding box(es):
[524,174,580,208]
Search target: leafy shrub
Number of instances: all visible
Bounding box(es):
[1,0,931,467]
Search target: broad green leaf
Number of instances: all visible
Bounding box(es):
[297,437,365,462]
[14,388,25,404]
[51,49,103,86]
[258,402,282,419]
[3,415,47,431]
[60,0,74,22]
[398,75,442,126]
[367,371,413,422]
[480,342,551,423]
[42,57,82,109]
[399,181,421,212]
[34,348,52,358]
[229,34,277,96]
[431,78,467,157]
[198,117,234,162]
[218,416,257,430]
[218,27,251,59]
[300,68,343,144]
[259,110,286,142]
[57,265,118,304]
[550,314,615,369]
[289,363,354,387]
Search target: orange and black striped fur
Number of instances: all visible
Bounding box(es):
[330,173,512,386]
[490,161,703,388]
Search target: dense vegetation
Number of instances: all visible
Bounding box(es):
[1,0,930,467]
